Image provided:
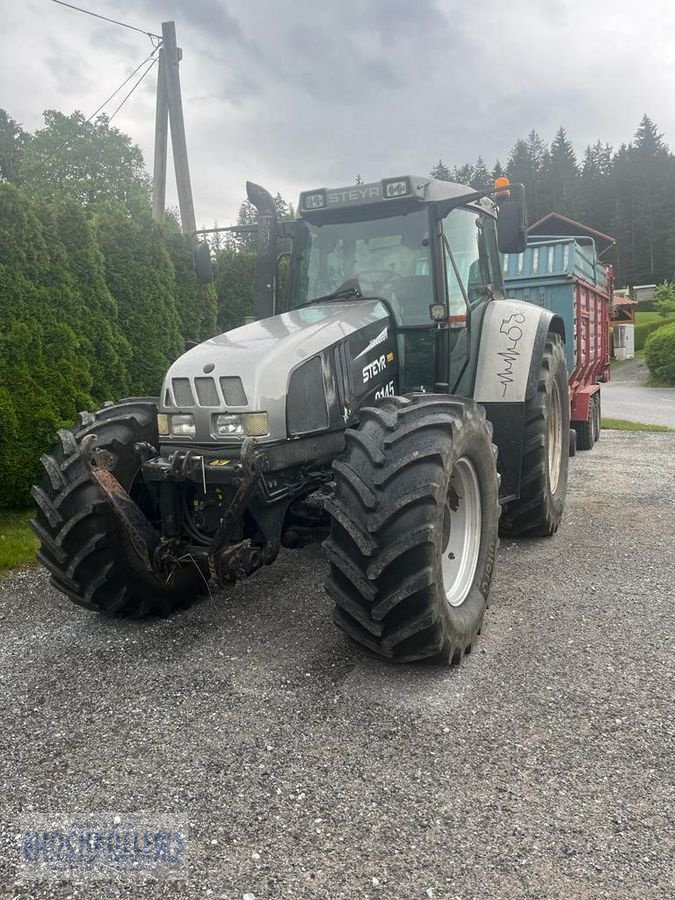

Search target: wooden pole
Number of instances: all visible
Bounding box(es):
[151,47,168,223]
[161,20,196,234]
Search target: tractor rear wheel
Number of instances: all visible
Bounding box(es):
[500,332,570,537]
[30,399,207,616]
[324,395,500,664]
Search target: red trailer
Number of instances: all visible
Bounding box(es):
[503,213,613,451]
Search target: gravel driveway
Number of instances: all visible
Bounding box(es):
[1,432,674,899]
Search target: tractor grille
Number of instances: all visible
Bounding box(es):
[172,378,195,407]
[169,375,248,408]
[219,377,247,406]
[195,377,220,406]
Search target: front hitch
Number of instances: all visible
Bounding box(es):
[207,438,262,582]
[80,433,161,572]
[81,433,264,586]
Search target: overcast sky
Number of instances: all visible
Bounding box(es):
[3,0,675,226]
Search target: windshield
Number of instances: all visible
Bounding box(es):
[288,208,434,325]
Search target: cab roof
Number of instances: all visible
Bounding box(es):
[298,176,492,217]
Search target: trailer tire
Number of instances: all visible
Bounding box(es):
[30,399,207,616]
[592,393,601,443]
[500,333,570,537]
[569,428,577,457]
[324,395,500,664]
[574,411,594,451]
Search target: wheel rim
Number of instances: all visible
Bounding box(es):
[441,457,482,608]
[548,379,563,495]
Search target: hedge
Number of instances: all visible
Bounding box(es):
[645,321,675,385]
[0,186,224,508]
[634,314,675,351]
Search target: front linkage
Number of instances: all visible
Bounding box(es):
[80,434,269,587]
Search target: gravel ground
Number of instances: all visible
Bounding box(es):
[608,357,649,385]
[1,431,674,899]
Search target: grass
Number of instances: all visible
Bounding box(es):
[602,418,675,433]
[0,510,38,573]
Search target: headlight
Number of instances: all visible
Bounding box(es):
[169,414,196,437]
[213,412,269,437]
[157,413,169,436]
[214,413,244,436]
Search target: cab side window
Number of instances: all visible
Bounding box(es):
[442,210,489,314]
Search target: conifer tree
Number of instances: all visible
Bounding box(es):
[430,159,452,181]
[95,206,184,395]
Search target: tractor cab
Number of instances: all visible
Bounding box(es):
[264,175,525,395]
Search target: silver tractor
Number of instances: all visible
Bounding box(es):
[32,176,569,664]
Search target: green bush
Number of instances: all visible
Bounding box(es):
[0,111,222,508]
[214,248,255,332]
[0,184,95,507]
[164,224,217,344]
[95,205,185,395]
[645,321,675,385]
[634,314,675,350]
[38,197,131,401]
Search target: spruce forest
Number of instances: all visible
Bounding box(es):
[430,115,675,287]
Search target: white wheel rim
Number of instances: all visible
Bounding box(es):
[548,379,563,495]
[441,457,482,608]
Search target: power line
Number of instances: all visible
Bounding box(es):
[108,56,158,122]
[49,0,162,41]
[35,49,160,168]
[87,45,160,123]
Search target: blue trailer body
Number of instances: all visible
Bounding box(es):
[503,233,611,434]
[503,236,608,373]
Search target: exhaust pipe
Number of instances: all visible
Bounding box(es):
[246,181,278,321]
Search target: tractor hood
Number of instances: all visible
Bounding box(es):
[160,299,391,443]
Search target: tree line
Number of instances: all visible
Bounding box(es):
[430,115,675,288]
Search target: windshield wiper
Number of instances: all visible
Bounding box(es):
[299,285,363,308]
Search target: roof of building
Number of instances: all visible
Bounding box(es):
[528,212,615,254]
[613,295,638,308]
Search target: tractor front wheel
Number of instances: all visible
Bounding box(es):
[325,395,500,664]
[31,399,207,616]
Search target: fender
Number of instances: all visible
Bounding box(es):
[474,299,565,404]
[474,300,566,502]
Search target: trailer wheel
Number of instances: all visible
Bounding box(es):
[592,393,601,443]
[500,333,570,537]
[324,395,500,664]
[569,428,577,457]
[30,399,207,616]
[574,409,595,451]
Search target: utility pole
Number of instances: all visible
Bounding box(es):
[151,47,168,223]
[152,20,196,234]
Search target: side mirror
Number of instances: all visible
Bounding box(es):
[193,240,214,284]
[497,200,528,254]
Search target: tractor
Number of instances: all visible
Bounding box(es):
[31,175,569,664]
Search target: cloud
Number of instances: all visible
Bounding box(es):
[2,0,675,225]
